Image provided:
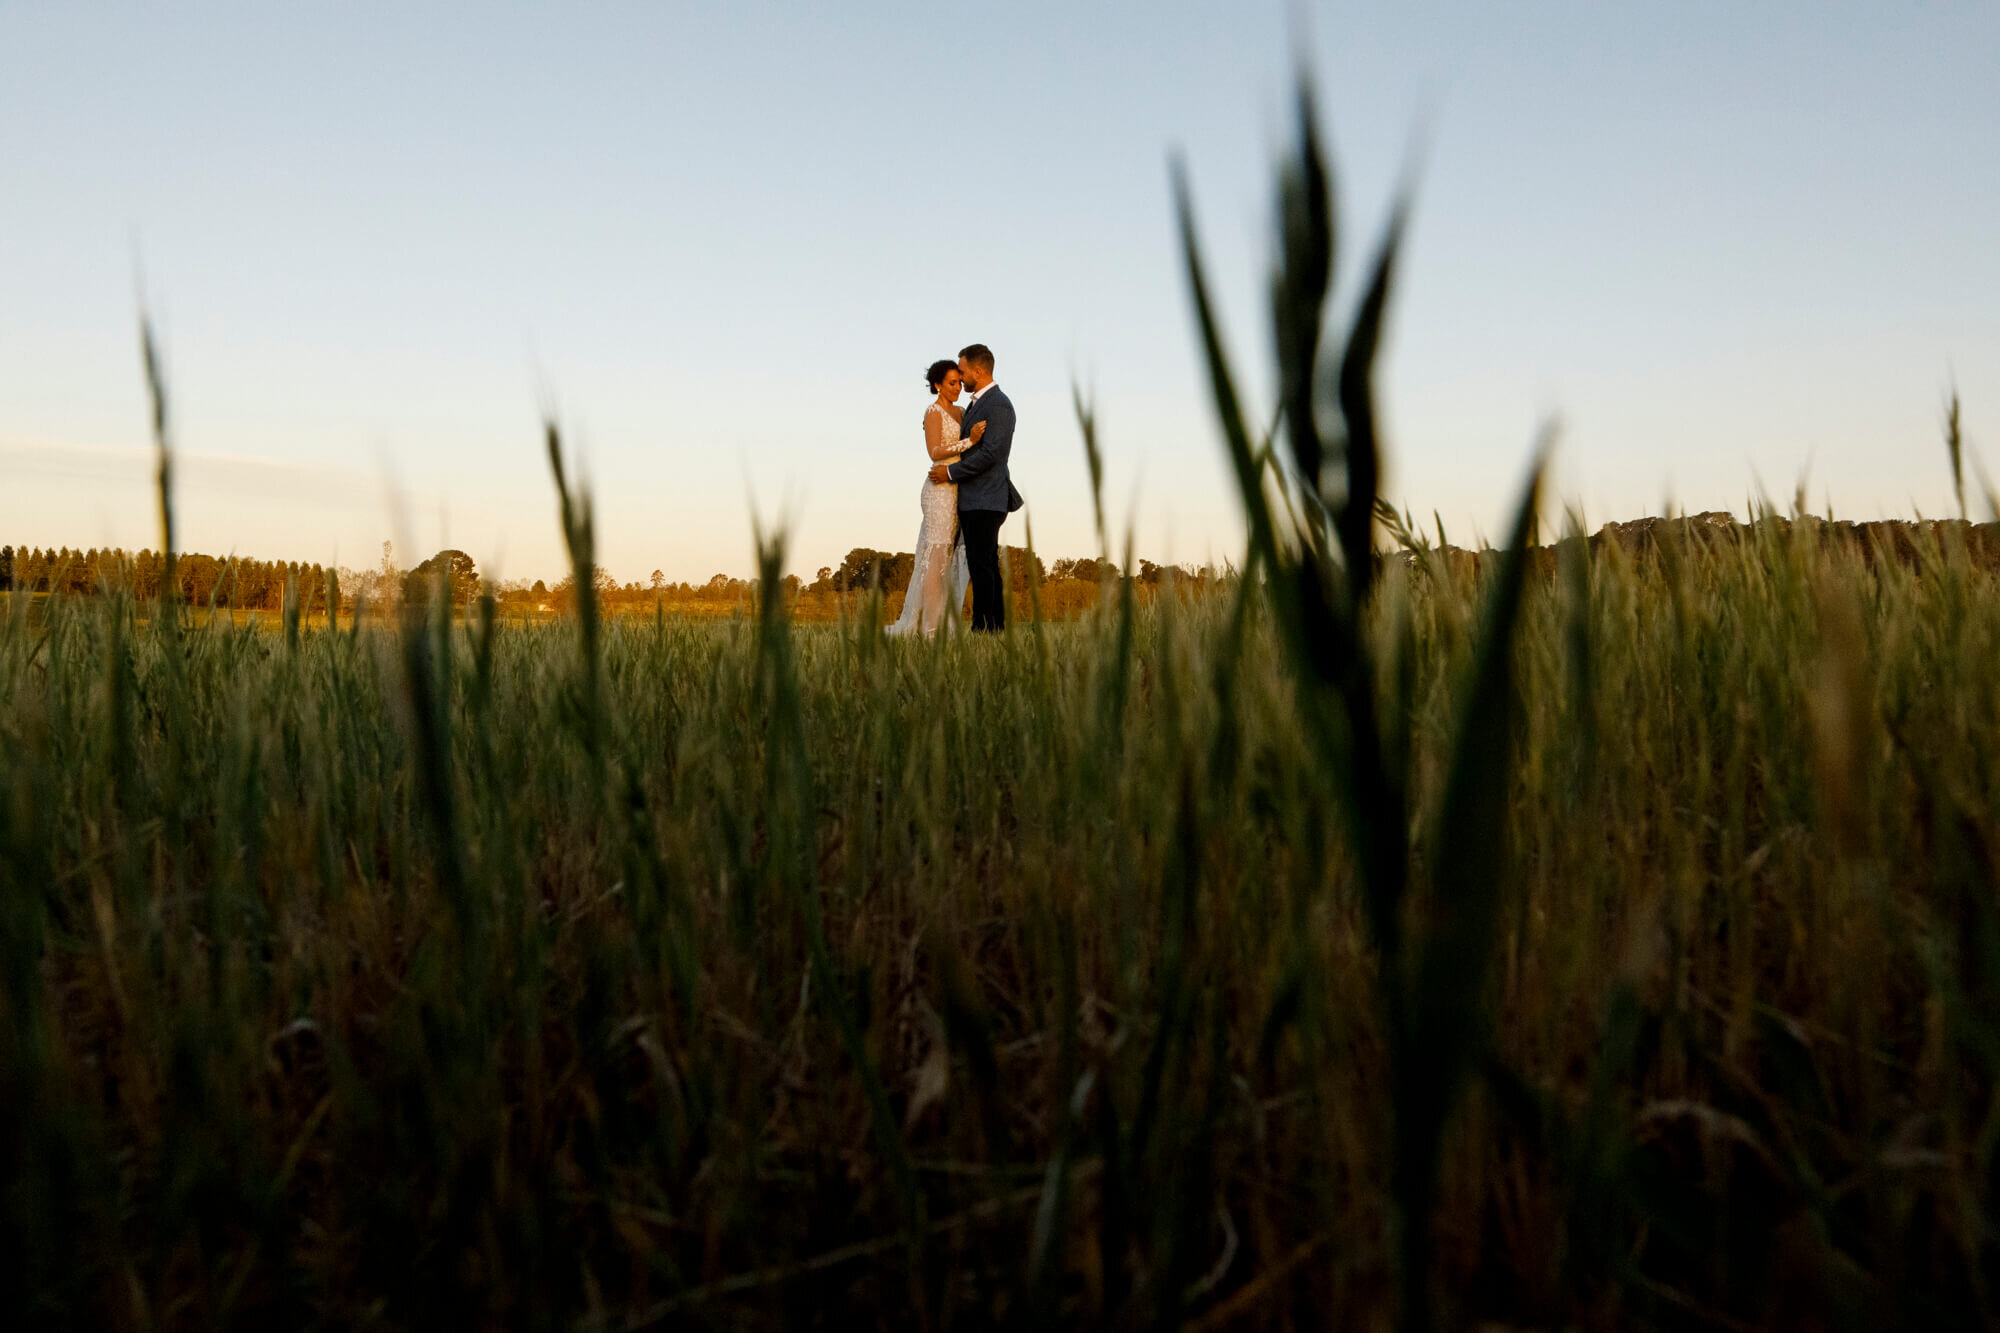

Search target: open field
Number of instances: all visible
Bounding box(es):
[7,86,1998,1332]
[6,512,2000,1330]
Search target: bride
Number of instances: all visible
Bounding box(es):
[885,359,981,637]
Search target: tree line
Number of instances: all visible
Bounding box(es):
[809,547,1221,593]
[1,545,336,609]
[0,541,1227,620]
[0,543,482,615]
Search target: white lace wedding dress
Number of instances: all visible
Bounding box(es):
[885,404,972,637]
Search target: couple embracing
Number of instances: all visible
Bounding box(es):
[885,342,1024,638]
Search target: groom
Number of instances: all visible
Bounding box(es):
[929,342,1023,632]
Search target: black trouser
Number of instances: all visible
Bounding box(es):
[959,509,1007,633]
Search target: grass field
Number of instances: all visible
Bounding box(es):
[8,516,2000,1330]
[7,89,2000,1331]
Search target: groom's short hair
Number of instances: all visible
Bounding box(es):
[959,343,994,372]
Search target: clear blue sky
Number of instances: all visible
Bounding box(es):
[4,2,1997,584]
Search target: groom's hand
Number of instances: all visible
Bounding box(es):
[928,463,951,483]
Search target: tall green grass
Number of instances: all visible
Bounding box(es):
[5,87,2000,1332]
[7,476,2000,1330]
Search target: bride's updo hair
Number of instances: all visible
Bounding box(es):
[924,359,956,394]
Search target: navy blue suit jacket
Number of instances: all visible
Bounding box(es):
[948,385,1024,514]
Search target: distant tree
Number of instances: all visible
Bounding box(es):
[552,565,617,611]
[1050,556,1117,582]
[132,550,159,600]
[831,549,871,592]
[834,548,916,592]
[180,554,222,605]
[404,549,478,608]
[235,558,271,609]
[0,545,11,592]
[377,540,400,609]
[531,579,548,599]
[1003,546,1045,591]
[650,569,665,592]
[816,567,832,584]
[334,565,370,607]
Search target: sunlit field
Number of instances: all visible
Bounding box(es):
[7,95,2000,1332]
[8,513,2000,1330]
